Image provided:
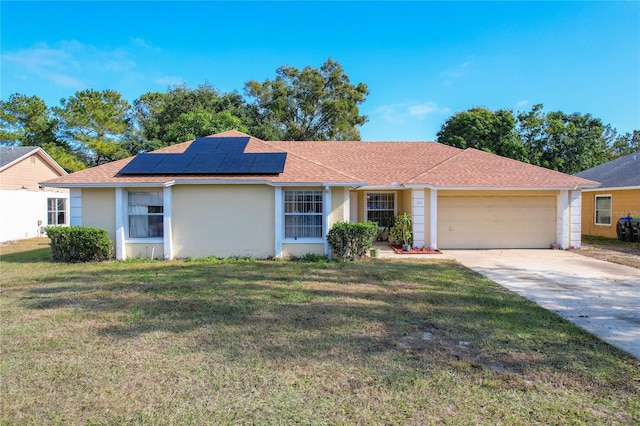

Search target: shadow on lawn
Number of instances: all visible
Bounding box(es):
[0,247,52,263]
[17,258,634,379]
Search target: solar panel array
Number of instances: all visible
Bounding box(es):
[118,136,287,175]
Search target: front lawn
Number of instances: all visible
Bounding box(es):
[1,246,638,424]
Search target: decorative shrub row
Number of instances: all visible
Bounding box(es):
[46,226,113,262]
[327,221,378,261]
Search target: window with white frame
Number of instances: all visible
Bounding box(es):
[284,190,323,239]
[595,195,612,225]
[47,198,66,225]
[128,191,164,238]
[366,193,395,227]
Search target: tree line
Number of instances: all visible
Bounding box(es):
[1,58,637,175]
[0,59,368,172]
[436,105,639,175]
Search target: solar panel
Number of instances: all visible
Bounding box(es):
[217,154,247,173]
[250,153,287,173]
[187,137,249,154]
[119,153,166,174]
[185,153,225,173]
[118,136,286,175]
[153,155,194,173]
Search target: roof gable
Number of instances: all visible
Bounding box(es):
[411,148,599,188]
[574,152,640,188]
[0,146,67,176]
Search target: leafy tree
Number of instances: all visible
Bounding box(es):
[516,104,608,174]
[0,93,58,147]
[132,84,250,148]
[436,107,527,161]
[607,130,640,160]
[54,89,132,166]
[0,93,86,172]
[164,109,248,143]
[245,58,369,141]
[41,142,87,173]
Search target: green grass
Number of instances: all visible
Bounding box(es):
[1,246,639,425]
[582,234,640,250]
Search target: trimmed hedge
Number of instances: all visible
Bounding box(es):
[327,221,378,261]
[46,226,113,262]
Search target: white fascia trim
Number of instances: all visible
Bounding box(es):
[40,182,173,189]
[428,186,595,191]
[170,179,271,186]
[41,180,367,189]
[271,181,367,187]
[356,185,409,191]
[582,186,640,192]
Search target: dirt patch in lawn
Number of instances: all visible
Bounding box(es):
[570,236,640,269]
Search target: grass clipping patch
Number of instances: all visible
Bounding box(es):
[1,254,639,425]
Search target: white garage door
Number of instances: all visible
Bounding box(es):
[438,196,557,249]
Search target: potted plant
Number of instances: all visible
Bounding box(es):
[390,213,412,251]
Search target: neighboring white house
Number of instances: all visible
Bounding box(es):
[0,146,69,242]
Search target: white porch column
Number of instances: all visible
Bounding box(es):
[570,190,582,249]
[323,186,331,256]
[429,189,438,250]
[69,188,82,226]
[115,188,126,260]
[163,186,173,260]
[557,190,570,249]
[274,187,283,259]
[411,189,425,248]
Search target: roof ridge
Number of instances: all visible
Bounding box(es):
[405,146,464,184]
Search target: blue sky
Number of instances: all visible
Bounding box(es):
[1,1,638,141]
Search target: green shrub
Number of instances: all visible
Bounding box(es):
[327,221,378,261]
[389,213,413,246]
[45,226,113,262]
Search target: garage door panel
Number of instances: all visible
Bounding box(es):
[438,196,556,249]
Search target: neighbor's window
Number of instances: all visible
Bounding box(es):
[595,195,612,225]
[284,190,323,239]
[367,193,395,227]
[47,198,66,225]
[128,191,163,238]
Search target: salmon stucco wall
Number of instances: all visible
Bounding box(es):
[0,153,67,193]
[172,184,275,259]
[581,189,640,238]
[81,188,116,242]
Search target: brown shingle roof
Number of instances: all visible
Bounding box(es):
[41,130,599,189]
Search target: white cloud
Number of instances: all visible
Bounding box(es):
[154,76,186,86]
[1,40,145,97]
[131,38,161,52]
[440,60,472,84]
[409,102,451,119]
[375,101,451,123]
[516,100,531,108]
[48,73,86,89]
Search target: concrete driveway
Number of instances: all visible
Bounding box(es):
[445,249,640,359]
